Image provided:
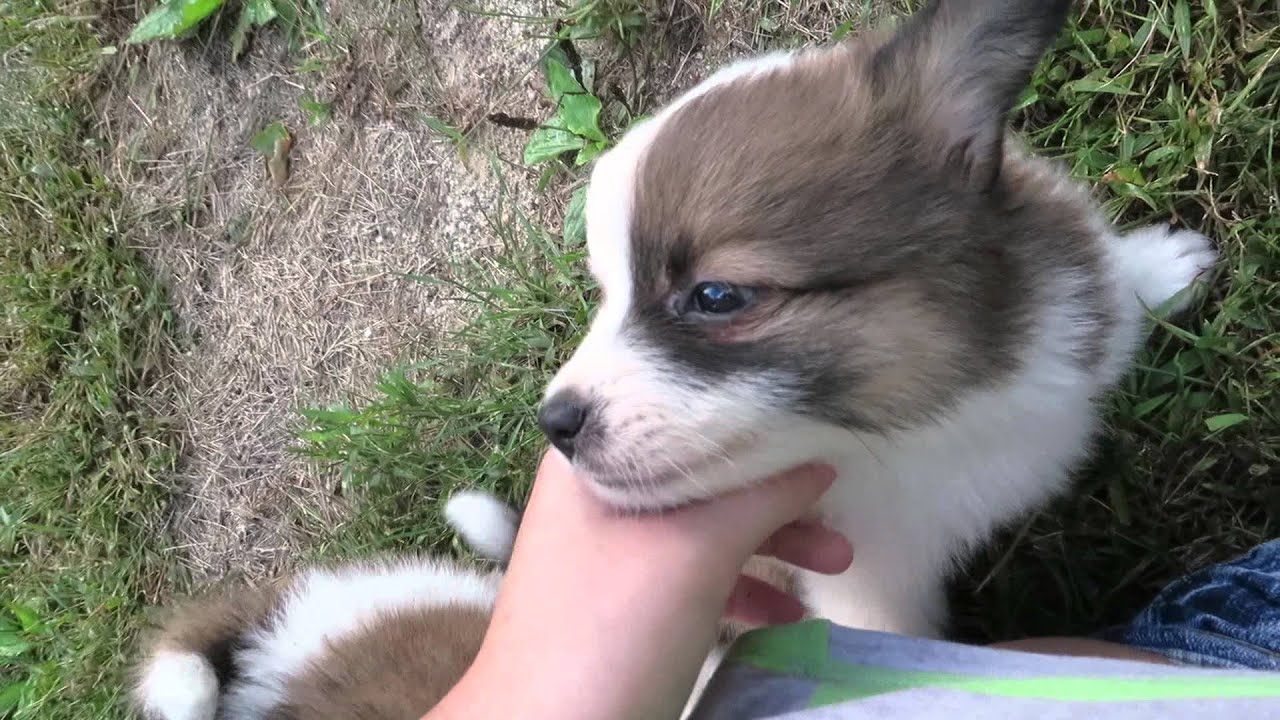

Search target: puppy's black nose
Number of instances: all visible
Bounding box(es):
[538,392,589,459]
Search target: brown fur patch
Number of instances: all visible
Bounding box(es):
[270,605,490,720]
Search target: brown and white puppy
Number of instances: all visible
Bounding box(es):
[131,492,517,720]
[538,0,1216,638]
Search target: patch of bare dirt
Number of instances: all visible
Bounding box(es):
[102,0,559,583]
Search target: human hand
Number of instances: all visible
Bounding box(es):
[426,448,852,720]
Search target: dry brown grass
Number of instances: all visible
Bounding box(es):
[99,0,563,581]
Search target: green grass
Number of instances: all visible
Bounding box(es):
[298,0,1279,643]
[0,3,178,717]
[294,185,594,555]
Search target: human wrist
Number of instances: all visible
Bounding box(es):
[429,567,725,720]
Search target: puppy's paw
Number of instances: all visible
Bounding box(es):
[1112,224,1217,316]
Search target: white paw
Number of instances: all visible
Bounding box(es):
[1111,224,1217,316]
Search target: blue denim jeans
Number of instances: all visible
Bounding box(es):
[1102,539,1280,669]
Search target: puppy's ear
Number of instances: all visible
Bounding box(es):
[874,0,1072,191]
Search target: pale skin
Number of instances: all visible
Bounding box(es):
[425,450,1166,720]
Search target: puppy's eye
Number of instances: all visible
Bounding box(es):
[691,282,751,314]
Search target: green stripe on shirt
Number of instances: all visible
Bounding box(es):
[727,621,1280,708]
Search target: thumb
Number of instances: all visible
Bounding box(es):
[690,463,837,554]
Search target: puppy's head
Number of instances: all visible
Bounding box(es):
[542,0,1074,508]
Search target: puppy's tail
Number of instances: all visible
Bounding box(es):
[133,587,278,720]
[134,649,219,720]
[445,489,521,564]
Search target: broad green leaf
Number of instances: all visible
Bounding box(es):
[1106,165,1146,186]
[562,186,588,246]
[575,141,605,166]
[558,93,606,143]
[544,57,585,98]
[126,0,226,44]
[6,603,44,634]
[523,125,586,165]
[541,44,573,78]
[243,0,278,25]
[1204,413,1248,432]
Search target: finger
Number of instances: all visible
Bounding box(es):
[536,445,574,483]
[757,522,854,575]
[724,574,807,627]
[691,463,837,548]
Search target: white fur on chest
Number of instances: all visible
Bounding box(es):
[796,264,1146,636]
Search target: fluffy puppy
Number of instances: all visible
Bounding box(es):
[536,0,1217,637]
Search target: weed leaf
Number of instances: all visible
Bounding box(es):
[562,186,588,246]
[524,125,586,165]
[526,54,609,165]
[575,141,605,166]
[126,0,226,44]
[1130,392,1171,419]
[1174,0,1193,60]
[1204,413,1248,432]
[1067,76,1136,95]
[544,56,585,97]
[558,93,606,143]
